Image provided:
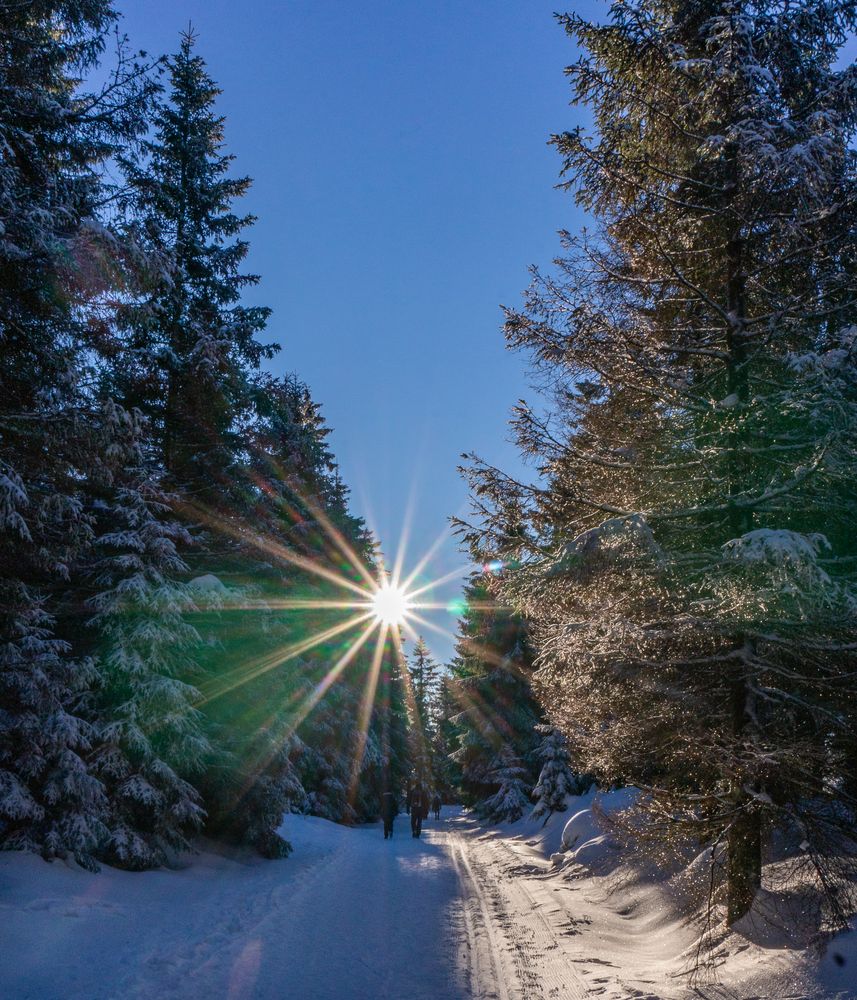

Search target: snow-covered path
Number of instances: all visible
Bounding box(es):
[2,806,851,999]
[0,808,591,1000]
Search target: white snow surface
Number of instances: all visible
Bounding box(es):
[1,800,854,999]
[559,785,639,865]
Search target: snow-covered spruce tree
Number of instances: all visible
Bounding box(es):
[481,746,531,823]
[110,34,303,855]
[407,636,442,786]
[462,1,857,926]
[530,727,590,824]
[0,2,152,864]
[409,636,442,734]
[116,28,275,506]
[84,403,210,869]
[446,577,542,809]
[430,675,458,798]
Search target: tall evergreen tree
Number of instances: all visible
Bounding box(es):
[373,632,412,813]
[106,32,295,855]
[463,0,857,925]
[116,28,275,504]
[0,1,151,864]
[404,637,439,789]
[408,636,441,735]
[430,675,458,798]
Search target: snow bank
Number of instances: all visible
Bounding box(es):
[492,786,642,876]
[489,794,840,1000]
[187,573,228,593]
[558,786,639,869]
[493,786,594,860]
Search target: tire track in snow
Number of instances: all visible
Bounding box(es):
[473,834,588,1000]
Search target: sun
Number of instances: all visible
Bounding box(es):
[371,582,413,626]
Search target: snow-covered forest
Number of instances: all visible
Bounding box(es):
[3,0,857,998]
[0,7,417,871]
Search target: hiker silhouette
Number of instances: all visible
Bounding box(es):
[410,786,427,837]
[381,790,398,839]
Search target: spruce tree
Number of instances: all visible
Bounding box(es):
[430,675,458,798]
[404,637,439,791]
[409,636,441,735]
[531,728,583,824]
[373,631,412,815]
[117,28,275,505]
[482,746,531,823]
[463,0,857,925]
[0,1,151,864]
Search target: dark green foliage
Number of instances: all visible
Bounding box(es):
[444,577,542,811]
[430,676,459,799]
[0,0,152,864]
[115,29,275,503]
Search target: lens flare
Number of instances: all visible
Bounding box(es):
[370,582,413,626]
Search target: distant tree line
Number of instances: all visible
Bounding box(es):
[431,577,585,824]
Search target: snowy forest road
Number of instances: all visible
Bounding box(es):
[1,808,591,1000]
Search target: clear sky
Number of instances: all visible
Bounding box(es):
[113,1,597,662]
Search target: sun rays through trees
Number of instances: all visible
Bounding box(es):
[0,10,451,870]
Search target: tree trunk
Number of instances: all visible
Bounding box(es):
[723,205,763,925]
[726,664,762,925]
[726,806,761,925]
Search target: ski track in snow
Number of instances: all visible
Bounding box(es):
[446,820,587,1000]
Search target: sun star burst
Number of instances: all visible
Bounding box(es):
[370,581,414,626]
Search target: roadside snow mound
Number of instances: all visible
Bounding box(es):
[559,787,639,869]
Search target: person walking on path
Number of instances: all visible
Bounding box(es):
[410,786,426,838]
[381,790,398,839]
[432,793,441,820]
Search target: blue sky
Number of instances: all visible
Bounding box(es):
[113,1,596,661]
